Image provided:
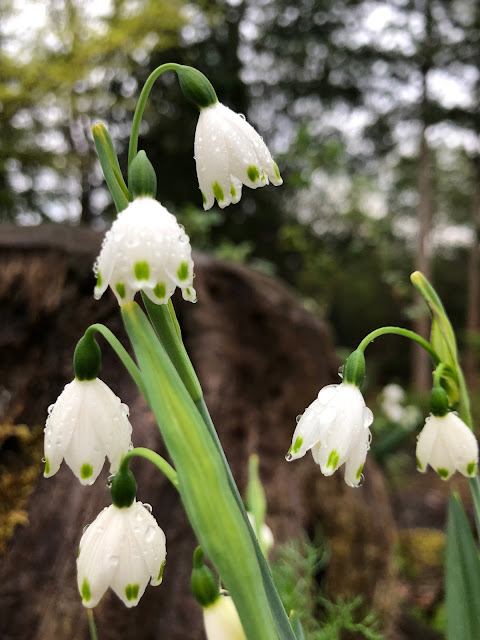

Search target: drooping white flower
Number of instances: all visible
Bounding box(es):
[286,383,373,487]
[194,102,283,210]
[77,501,166,608]
[247,512,274,555]
[94,196,196,306]
[44,378,132,485]
[203,594,246,640]
[416,412,478,480]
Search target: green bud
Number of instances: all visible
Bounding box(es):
[430,385,449,417]
[343,349,366,387]
[74,332,101,381]
[110,466,137,508]
[176,65,217,110]
[191,547,220,608]
[129,150,157,199]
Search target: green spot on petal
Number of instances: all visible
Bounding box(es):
[356,463,364,480]
[437,467,449,479]
[96,271,102,288]
[327,449,339,469]
[213,182,224,202]
[82,578,91,602]
[273,162,281,179]
[230,185,236,197]
[416,456,423,471]
[467,462,477,476]
[157,560,165,582]
[134,261,150,280]
[177,261,189,281]
[293,437,303,454]
[125,583,140,601]
[80,463,93,480]
[247,166,260,182]
[44,457,50,474]
[154,283,166,299]
[115,282,126,299]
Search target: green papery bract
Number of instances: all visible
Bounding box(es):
[121,302,278,640]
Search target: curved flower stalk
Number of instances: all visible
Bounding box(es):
[44,378,132,485]
[204,594,247,640]
[195,102,283,210]
[94,196,196,306]
[417,412,479,480]
[286,382,373,487]
[77,501,166,608]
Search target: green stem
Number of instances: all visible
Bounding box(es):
[128,63,181,168]
[92,124,130,212]
[120,447,179,490]
[358,326,440,364]
[433,363,449,389]
[85,324,146,398]
[87,610,99,640]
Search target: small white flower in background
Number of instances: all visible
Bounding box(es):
[94,196,196,306]
[203,594,246,640]
[416,412,478,480]
[77,501,166,608]
[286,383,373,487]
[247,512,274,554]
[44,378,132,485]
[194,102,283,210]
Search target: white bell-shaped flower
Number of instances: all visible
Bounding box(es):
[194,102,283,210]
[286,383,373,487]
[44,378,132,485]
[77,501,166,608]
[203,594,246,640]
[416,412,479,480]
[94,196,196,306]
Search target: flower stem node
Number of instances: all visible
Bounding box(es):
[77,501,166,608]
[110,467,137,508]
[44,378,132,485]
[73,332,102,381]
[94,197,196,306]
[128,150,157,199]
[176,65,218,109]
[343,350,366,387]
[191,547,220,608]
[194,102,283,210]
[286,383,373,487]
[416,412,479,480]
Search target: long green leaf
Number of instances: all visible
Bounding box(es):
[121,302,279,640]
[446,494,480,640]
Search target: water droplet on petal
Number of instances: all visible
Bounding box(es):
[41,457,46,463]
[47,404,55,415]
[109,555,119,568]
[107,474,115,488]
[363,407,373,428]
[144,526,156,544]
[83,524,90,534]
[337,365,344,379]
[285,452,293,461]
[296,414,303,424]
[367,431,372,445]
[239,113,246,120]
[356,474,365,487]
[142,503,153,514]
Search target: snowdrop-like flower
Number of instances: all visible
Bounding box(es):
[194,102,283,210]
[203,594,246,640]
[77,501,166,608]
[44,378,132,485]
[94,196,196,306]
[286,383,373,487]
[416,412,478,480]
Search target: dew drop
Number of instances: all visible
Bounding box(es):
[83,524,90,534]
[296,414,303,424]
[144,526,156,544]
[41,457,46,463]
[107,474,115,488]
[285,453,293,461]
[47,404,55,415]
[142,503,153,514]
[356,474,365,487]
[239,113,246,120]
[363,407,374,428]
[109,555,119,568]
[337,365,344,379]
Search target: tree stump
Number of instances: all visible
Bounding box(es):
[0,224,398,639]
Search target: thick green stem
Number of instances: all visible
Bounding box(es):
[358,326,440,364]
[120,447,179,490]
[128,63,181,168]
